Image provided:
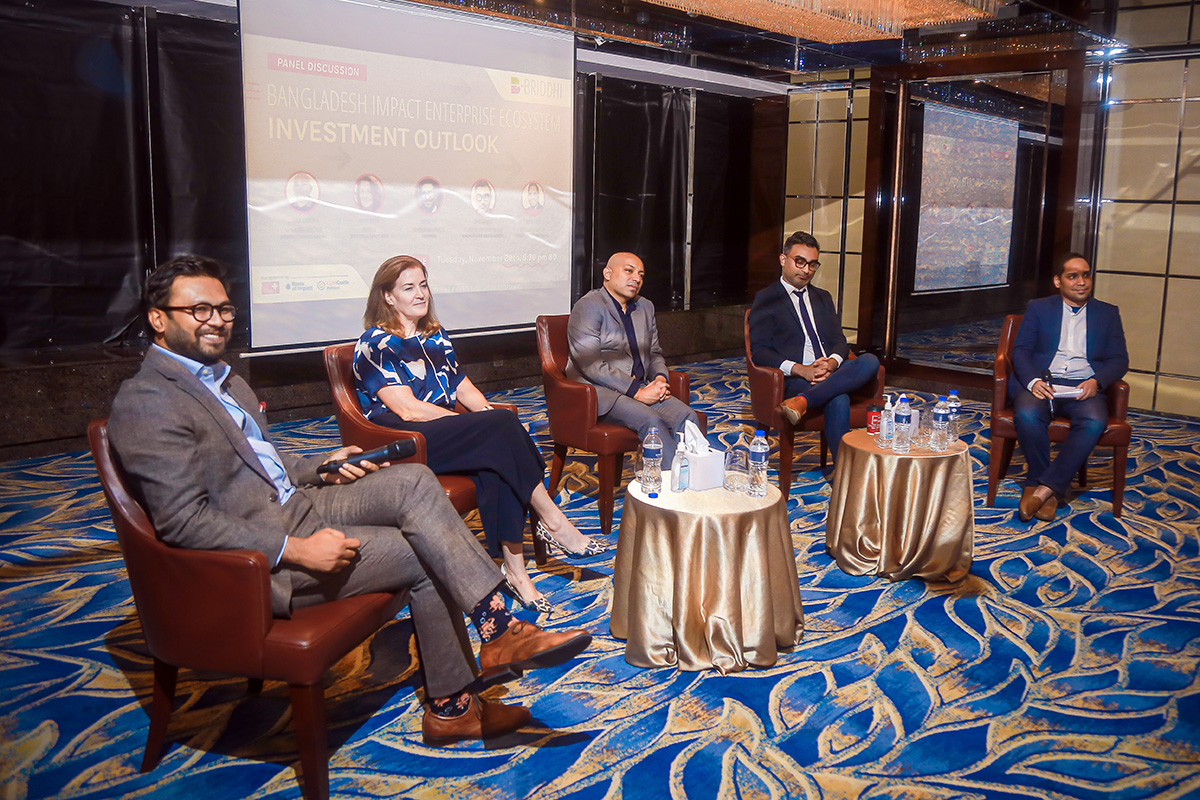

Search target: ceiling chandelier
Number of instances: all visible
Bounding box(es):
[639,0,1003,43]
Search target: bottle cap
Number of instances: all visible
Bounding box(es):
[755,429,764,436]
[939,396,947,401]
[648,492,658,498]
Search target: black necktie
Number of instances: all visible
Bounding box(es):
[793,288,826,359]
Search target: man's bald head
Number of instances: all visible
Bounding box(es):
[602,252,645,308]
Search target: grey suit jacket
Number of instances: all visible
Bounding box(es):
[565,288,668,417]
[108,347,326,615]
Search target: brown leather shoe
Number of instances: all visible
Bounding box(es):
[1035,495,1058,522]
[478,620,591,676]
[1018,486,1044,523]
[778,396,808,427]
[422,695,532,746]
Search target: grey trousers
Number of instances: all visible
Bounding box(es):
[281,463,503,698]
[600,394,699,468]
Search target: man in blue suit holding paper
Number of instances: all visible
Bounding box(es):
[1009,253,1128,522]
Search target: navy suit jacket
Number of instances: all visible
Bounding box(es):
[1009,295,1128,401]
[749,280,849,370]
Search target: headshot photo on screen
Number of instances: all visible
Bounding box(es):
[354,173,385,212]
[416,177,442,215]
[470,179,495,215]
[521,181,545,215]
[286,171,319,212]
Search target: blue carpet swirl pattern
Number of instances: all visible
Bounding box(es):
[2,356,1198,799]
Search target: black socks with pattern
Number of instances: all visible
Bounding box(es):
[468,587,514,644]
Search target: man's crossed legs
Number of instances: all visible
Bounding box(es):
[288,463,591,744]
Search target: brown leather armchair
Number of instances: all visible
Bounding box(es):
[744,309,885,494]
[535,314,706,537]
[88,419,404,800]
[323,342,545,563]
[988,313,1131,516]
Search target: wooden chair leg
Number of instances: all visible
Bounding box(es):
[987,435,1005,506]
[778,429,794,496]
[819,432,828,470]
[289,683,329,800]
[141,658,178,773]
[1112,444,1128,518]
[597,452,621,537]
[248,678,263,694]
[1078,462,1088,488]
[998,437,1016,484]
[547,443,568,495]
[529,510,548,566]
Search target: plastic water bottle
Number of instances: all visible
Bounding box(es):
[947,390,962,442]
[640,427,662,493]
[930,396,950,452]
[892,395,912,454]
[670,432,690,492]
[748,429,769,497]
[879,395,894,447]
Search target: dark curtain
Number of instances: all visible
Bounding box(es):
[572,72,597,304]
[591,77,691,309]
[152,12,249,343]
[690,92,753,308]
[0,0,144,350]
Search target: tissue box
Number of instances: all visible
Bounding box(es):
[685,448,724,491]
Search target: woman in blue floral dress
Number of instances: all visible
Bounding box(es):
[353,256,604,612]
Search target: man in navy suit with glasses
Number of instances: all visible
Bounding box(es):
[748,231,880,465]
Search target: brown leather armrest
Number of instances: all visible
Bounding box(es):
[668,370,689,402]
[993,353,1012,415]
[1109,379,1130,419]
[747,359,785,427]
[134,546,274,675]
[543,372,598,445]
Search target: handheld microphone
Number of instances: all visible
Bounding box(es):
[317,439,418,474]
[1041,370,1055,417]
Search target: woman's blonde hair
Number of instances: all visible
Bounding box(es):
[362,255,442,336]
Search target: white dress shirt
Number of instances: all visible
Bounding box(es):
[1027,301,1095,390]
[778,277,844,376]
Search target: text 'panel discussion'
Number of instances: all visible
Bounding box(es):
[3,0,1200,797]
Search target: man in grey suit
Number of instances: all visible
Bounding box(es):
[566,251,699,467]
[107,256,590,746]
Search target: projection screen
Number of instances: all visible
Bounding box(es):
[239,0,575,348]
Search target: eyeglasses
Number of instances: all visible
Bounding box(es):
[159,303,238,323]
[791,256,821,271]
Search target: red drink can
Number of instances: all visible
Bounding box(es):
[866,404,882,435]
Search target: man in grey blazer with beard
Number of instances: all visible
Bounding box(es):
[107,255,590,745]
[566,252,699,467]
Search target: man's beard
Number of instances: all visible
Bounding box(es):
[164,324,228,365]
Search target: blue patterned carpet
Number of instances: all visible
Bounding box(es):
[2,356,1199,799]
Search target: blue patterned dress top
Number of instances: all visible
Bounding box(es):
[353,326,464,419]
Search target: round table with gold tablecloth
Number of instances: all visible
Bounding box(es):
[826,429,973,583]
[610,482,804,674]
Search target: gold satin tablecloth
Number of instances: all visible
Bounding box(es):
[610,482,804,674]
[826,429,973,583]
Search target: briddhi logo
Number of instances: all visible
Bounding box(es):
[511,77,520,94]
